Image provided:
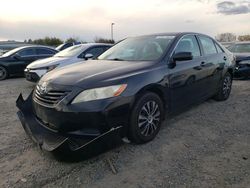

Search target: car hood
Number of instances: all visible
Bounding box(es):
[27,56,76,69]
[41,60,155,88]
[234,53,250,62]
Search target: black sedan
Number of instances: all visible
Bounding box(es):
[55,42,81,51]
[0,46,58,80]
[17,32,235,153]
[227,42,250,78]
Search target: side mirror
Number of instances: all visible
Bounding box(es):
[84,53,94,60]
[13,54,21,60]
[173,52,193,62]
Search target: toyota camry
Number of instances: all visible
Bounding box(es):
[16,32,235,152]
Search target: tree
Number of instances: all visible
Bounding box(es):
[24,37,63,46]
[27,39,33,43]
[94,37,115,44]
[238,35,250,41]
[216,33,236,42]
[65,37,79,43]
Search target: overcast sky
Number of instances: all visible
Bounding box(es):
[0,0,249,42]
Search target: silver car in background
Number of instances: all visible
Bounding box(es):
[25,43,112,82]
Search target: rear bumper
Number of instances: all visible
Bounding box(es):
[16,93,123,152]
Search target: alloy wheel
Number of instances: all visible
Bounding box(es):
[138,100,161,137]
[223,75,232,97]
[0,67,7,80]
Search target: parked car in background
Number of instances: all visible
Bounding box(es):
[221,42,235,48]
[17,32,235,153]
[25,43,112,82]
[55,42,81,51]
[227,42,250,78]
[0,49,6,56]
[0,41,33,54]
[0,46,58,80]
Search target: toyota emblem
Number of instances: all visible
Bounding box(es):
[39,82,48,95]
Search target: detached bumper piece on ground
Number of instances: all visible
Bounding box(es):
[16,92,122,152]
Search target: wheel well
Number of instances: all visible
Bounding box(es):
[227,68,233,78]
[0,64,8,71]
[135,86,167,113]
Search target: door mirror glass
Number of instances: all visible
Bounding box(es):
[84,53,94,60]
[173,52,193,62]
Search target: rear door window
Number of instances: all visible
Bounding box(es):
[17,48,36,57]
[198,36,217,55]
[36,48,55,55]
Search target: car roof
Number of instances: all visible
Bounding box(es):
[132,32,211,38]
[12,45,57,51]
[67,43,112,50]
[62,43,111,52]
[78,43,113,47]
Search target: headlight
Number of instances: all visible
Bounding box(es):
[47,64,59,72]
[71,84,127,103]
[239,60,250,65]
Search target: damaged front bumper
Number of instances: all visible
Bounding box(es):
[16,92,122,152]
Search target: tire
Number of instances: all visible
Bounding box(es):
[214,72,232,101]
[0,66,8,81]
[128,92,164,144]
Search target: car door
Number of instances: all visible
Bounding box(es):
[197,35,225,95]
[7,48,37,74]
[168,35,209,111]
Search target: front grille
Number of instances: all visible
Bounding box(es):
[34,88,70,107]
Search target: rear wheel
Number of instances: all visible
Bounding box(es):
[0,66,8,81]
[214,72,232,101]
[129,92,164,144]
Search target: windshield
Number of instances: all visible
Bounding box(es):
[54,45,86,57]
[2,47,23,57]
[228,43,250,53]
[98,35,176,61]
[55,44,64,51]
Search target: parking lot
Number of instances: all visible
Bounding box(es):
[0,78,249,188]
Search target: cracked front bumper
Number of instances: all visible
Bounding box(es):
[16,92,123,152]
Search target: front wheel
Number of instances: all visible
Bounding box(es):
[129,92,164,144]
[0,66,8,81]
[214,72,232,101]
